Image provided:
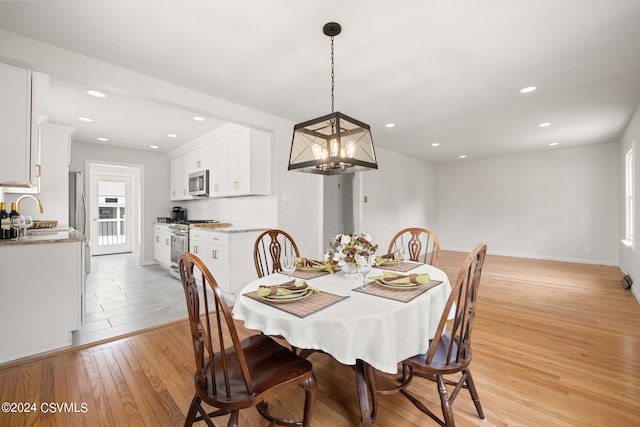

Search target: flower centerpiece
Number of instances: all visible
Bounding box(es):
[325,233,378,279]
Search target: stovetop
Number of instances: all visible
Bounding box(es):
[172,219,219,225]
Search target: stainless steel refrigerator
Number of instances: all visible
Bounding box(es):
[69,171,91,274]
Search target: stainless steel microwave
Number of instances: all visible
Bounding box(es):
[188,170,209,196]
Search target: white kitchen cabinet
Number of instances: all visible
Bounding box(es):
[169,155,192,201]
[187,144,210,172]
[208,137,228,197]
[189,227,206,259]
[0,61,40,189]
[0,240,83,363]
[217,127,271,197]
[189,228,263,302]
[153,224,171,267]
[168,126,270,200]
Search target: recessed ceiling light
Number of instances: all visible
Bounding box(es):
[97,137,109,142]
[86,90,107,98]
[193,116,206,122]
[431,143,440,147]
[385,123,395,128]
[520,86,537,93]
[78,116,94,122]
[459,155,467,159]
[539,122,551,127]
[167,134,178,138]
[150,145,159,149]
[549,142,559,146]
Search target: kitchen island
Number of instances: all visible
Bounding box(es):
[0,230,86,364]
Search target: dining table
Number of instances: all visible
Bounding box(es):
[232,259,451,426]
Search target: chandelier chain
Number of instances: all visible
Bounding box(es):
[330,35,335,114]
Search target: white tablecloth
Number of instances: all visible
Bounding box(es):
[232,263,451,374]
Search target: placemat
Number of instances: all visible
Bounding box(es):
[244,291,349,318]
[291,268,332,279]
[376,261,422,272]
[352,280,443,303]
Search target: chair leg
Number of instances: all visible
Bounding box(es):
[302,375,318,427]
[463,368,485,420]
[436,374,455,427]
[183,395,199,427]
[227,410,239,427]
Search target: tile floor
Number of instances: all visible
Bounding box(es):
[71,253,188,346]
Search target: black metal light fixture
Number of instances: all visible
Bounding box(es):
[288,22,378,175]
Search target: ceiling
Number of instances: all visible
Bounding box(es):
[1,0,639,162]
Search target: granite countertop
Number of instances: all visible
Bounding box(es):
[190,224,268,233]
[153,222,268,234]
[0,228,86,246]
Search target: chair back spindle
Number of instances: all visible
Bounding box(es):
[387,227,441,266]
[254,229,300,278]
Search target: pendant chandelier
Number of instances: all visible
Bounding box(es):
[288,22,378,175]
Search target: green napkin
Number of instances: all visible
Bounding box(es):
[375,254,397,265]
[296,257,334,273]
[369,271,431,285]
[257,279,319,297]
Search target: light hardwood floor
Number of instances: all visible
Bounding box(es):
[1,250,639,426]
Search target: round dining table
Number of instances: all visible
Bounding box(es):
[232,261,451,427]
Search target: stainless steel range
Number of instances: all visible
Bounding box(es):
[169,220,218,279]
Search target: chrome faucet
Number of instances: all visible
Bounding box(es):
[16,194,44,213]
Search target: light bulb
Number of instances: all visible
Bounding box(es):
[346,141,356,158]
[312,144,323,160]
[330,139,339,157]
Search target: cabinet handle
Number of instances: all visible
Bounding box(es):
[194,245,199,254]
[197,160,201,168]
[35,164,42,178]
[172,190,176,197]
[214,183,219,192]
[165,238,170,245]
[234,181,240,190]
[212,249,217,260]
[156,236,159,243]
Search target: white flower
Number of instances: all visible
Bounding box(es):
[340,234,352,245]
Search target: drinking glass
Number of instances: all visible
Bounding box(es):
[23,216,33,234]
[282,254,296,279]
[10,215,25,240]
[359,255,374,289]
[394,247,405,268]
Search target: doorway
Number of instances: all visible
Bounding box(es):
[88,163,140,256]
[323,174,354,251]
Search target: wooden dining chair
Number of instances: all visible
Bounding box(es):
[253,229,300,278]
[379,243,487,427]
[178,252,317,427]
[387,227,441,266]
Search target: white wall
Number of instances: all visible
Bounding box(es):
[438,143,620,264]
[359,147,440,255]
[619,103,640,301]
[71,141,169,264]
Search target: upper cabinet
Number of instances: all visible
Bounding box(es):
[210,127,270,197]
[0,61,40,190]
[169,125,271,200]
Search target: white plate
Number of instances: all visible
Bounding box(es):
[260,288,315,303]
[374,279,422,290]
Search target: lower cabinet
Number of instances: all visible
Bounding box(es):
[189,228,263,303]
[0,240,83,363]
[153,224,171,268]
